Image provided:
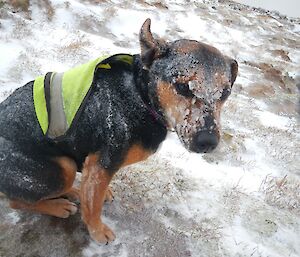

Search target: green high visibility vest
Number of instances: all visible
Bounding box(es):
[33,54,133,138]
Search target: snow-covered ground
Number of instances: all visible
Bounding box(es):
[0,0,299,257]
[233,0,300,18]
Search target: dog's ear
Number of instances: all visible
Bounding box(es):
[230,60,238,86]
[140,18,166,70]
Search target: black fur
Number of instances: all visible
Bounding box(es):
[0,54,167,202]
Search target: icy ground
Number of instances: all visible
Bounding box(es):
[0,0,299,256]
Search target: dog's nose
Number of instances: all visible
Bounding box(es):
[192,131,218,153]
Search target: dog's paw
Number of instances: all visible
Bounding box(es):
[45,198,78,218]
[10,198,78,218]
[64,187,81,202]
[105,186,114,203]
[88,222,116,244]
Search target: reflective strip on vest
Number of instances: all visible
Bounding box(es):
[48,72,67,138]
[33,54,133,137]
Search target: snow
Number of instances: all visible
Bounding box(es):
[0,42,24,82]
[5,211,20,225]
[0,0,299,257]
[109,9,168,39]
[256,110,295,130]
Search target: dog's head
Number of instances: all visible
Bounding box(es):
[140,19,238,153]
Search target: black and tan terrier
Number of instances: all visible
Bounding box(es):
[0,19,238,243]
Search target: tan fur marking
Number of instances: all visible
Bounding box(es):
[43,157,78,199]
[157,79,222,147]
[157,81,178,110]
[157,81,190,127]
[174,41,222,56]
[173,41,202,54]
[80,154,115,243]
[121,144,152,168]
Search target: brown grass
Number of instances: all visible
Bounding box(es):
[10,0,29,11]
[244,61,287,90]
[260,175,300,214]
[41,0,54,20]
[271,49,291,62]
[60,39,90,52]
[8,0,54,20]
[135,0,168,9]
[246,83,275,98]
[191,218,223,242]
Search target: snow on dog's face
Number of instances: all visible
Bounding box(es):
[140,19,238,153]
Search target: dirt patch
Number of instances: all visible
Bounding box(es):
[244,61,297,94]
[246,83,275,98]
[270,49,291,62]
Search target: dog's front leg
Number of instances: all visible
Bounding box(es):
[80,154,116,243]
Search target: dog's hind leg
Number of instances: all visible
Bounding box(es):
[8,156,78,217]
[0,137,78,217]
[9,198,77,218]
[8,155,78,218]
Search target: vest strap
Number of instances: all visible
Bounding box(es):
[47,72,67,138]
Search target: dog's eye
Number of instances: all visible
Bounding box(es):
[220,88,231,101]
[174,83,194,98]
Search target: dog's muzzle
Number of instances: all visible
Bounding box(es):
[189,114,219,153]
[191,130,219,153]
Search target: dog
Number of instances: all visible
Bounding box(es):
[0,19,238,243]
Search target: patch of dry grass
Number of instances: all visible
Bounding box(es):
[191,218,223,242]
[260,175,300,214]
[58,37,91,61]
[8,0,54,20]
[39,0,54,20]
[62,40,90,52]
[10,0,29,11]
